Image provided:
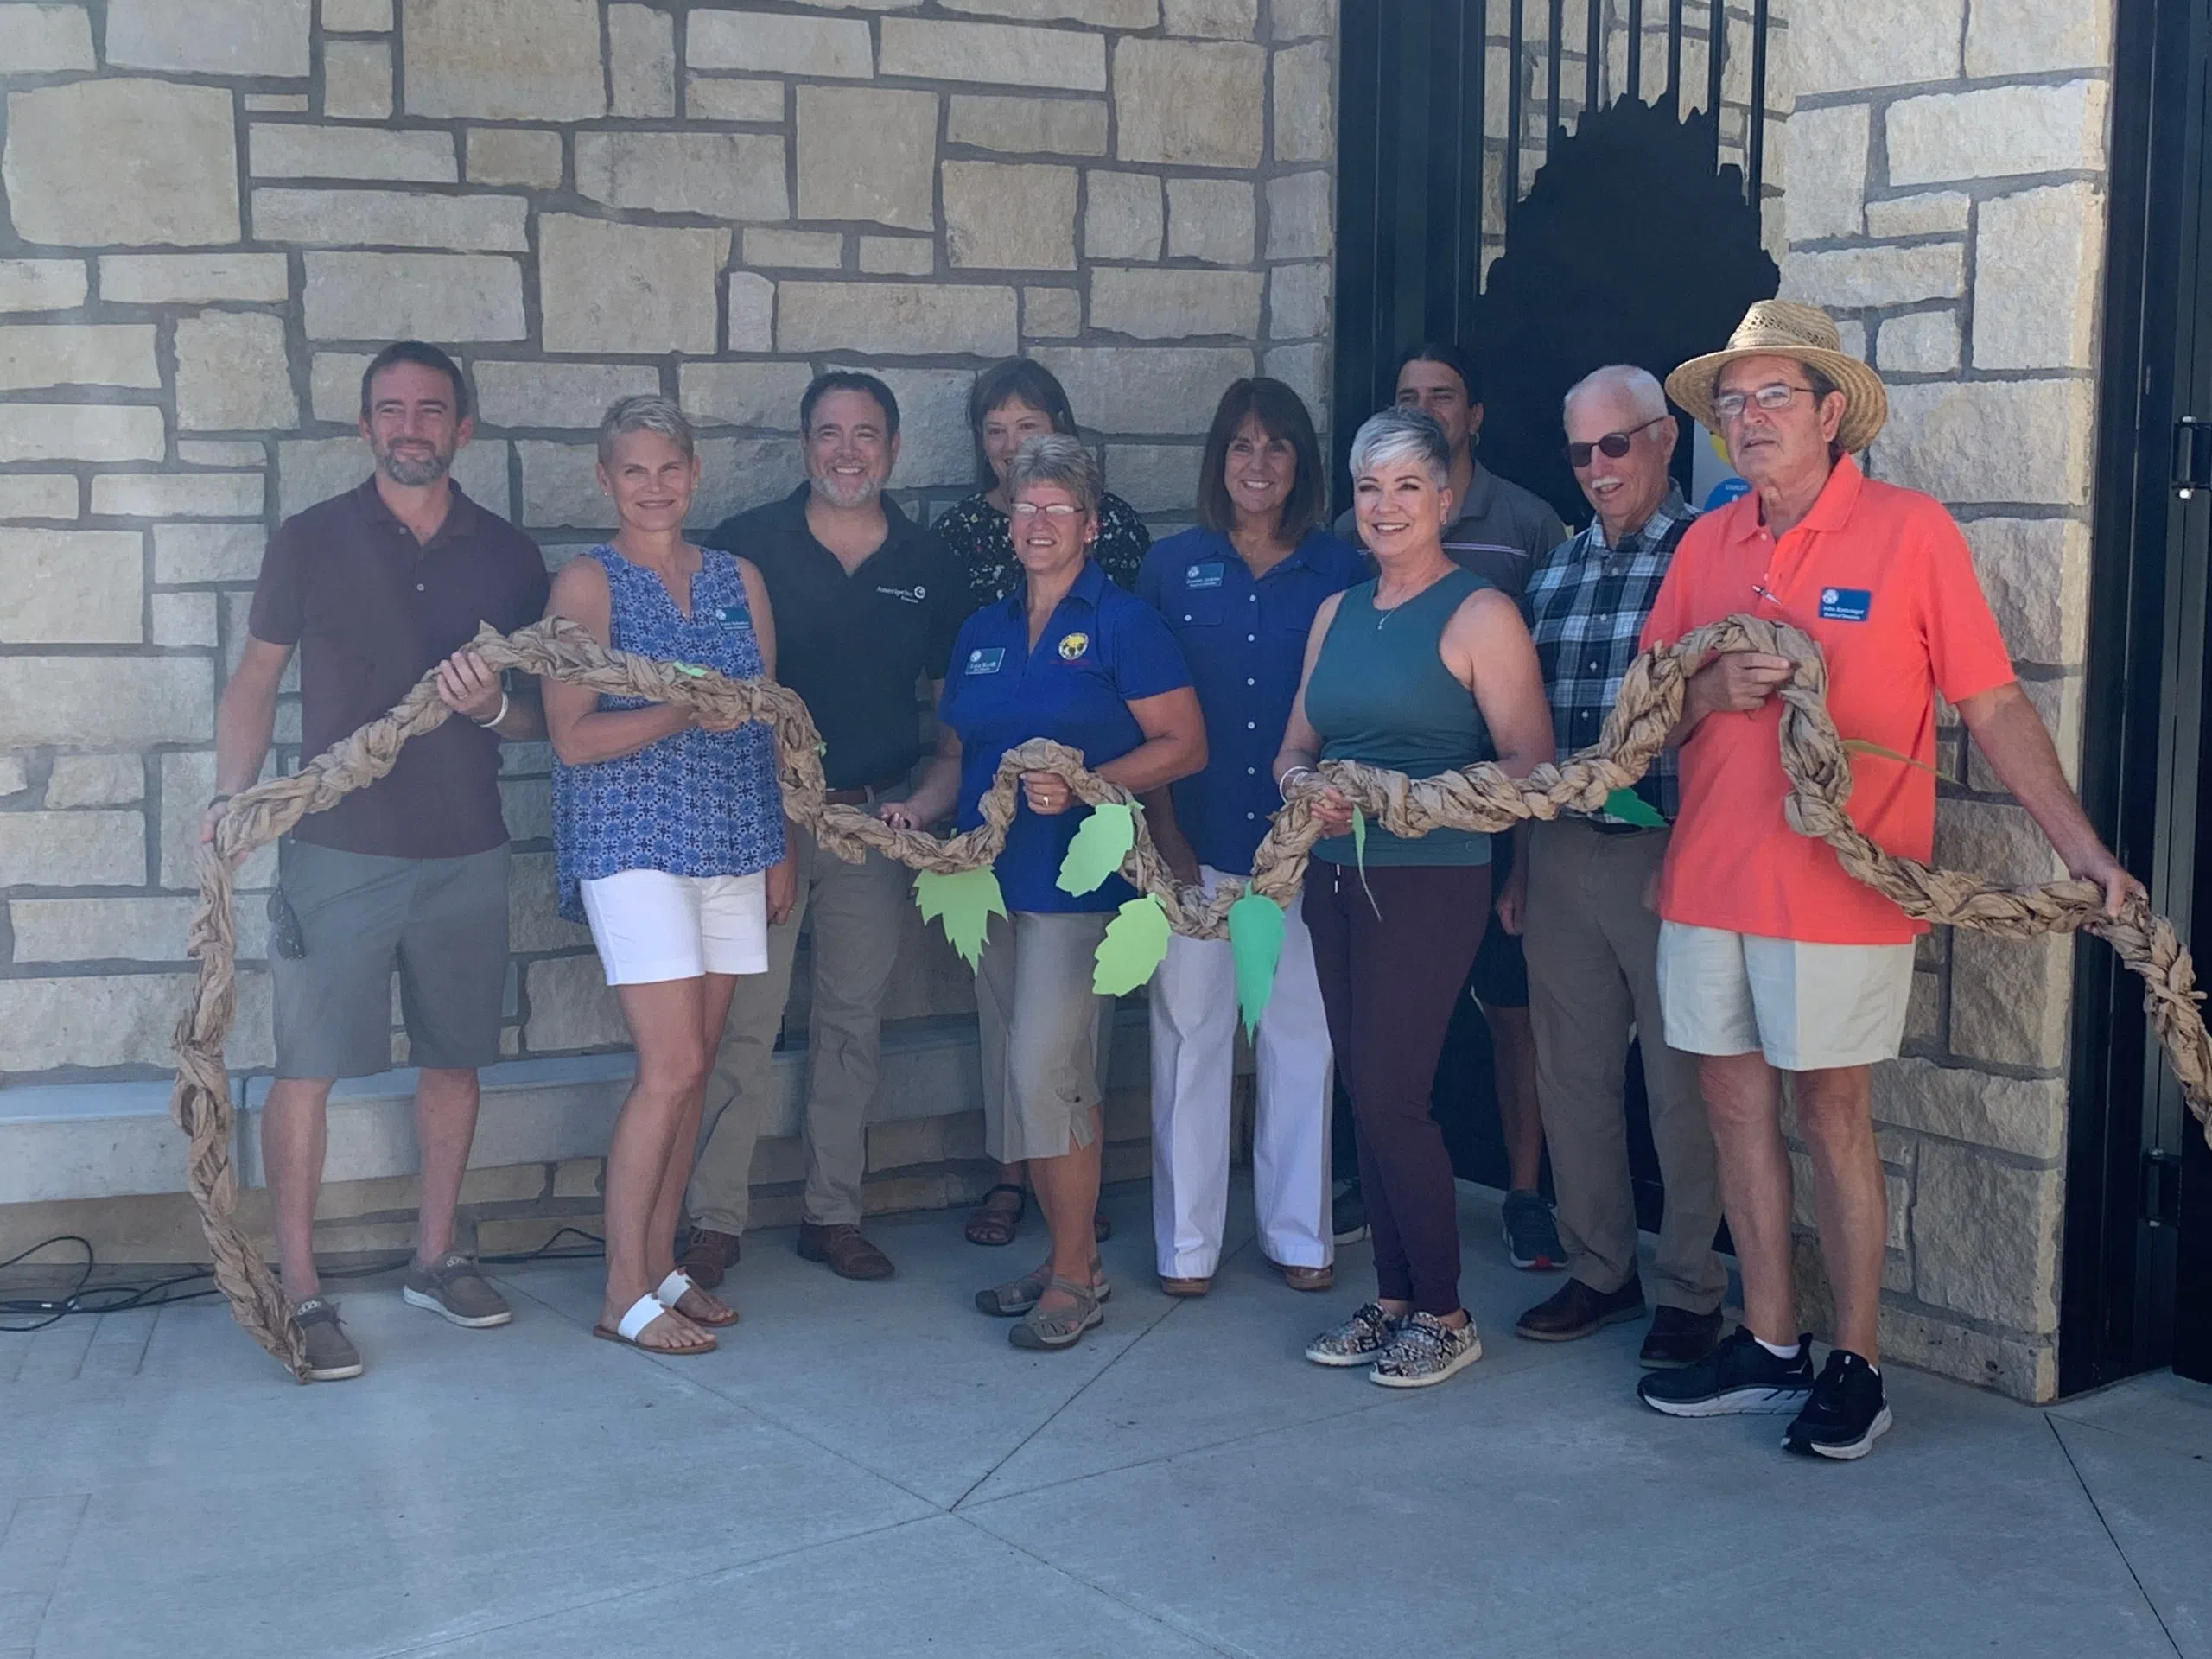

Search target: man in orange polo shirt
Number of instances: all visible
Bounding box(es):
[1631,302,2133,1459]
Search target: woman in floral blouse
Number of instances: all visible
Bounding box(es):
[936,358,1152,610]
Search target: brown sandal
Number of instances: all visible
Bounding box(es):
[965,1183,1026,1247]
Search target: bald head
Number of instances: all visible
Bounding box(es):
[1561,364,1675,543]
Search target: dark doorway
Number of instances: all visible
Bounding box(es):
[2060,0,2212,1393]
[1332,0,1778,1196]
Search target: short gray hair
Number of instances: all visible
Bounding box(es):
[1348,405,1452,489]
[1004,432,1102,514]
[597,395,695,467]
[1563,365,1668,425]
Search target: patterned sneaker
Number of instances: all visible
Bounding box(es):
[1783,1349,1892,1459]
[294,1297,363,1382]
[1637,1327,1815,1417]
[1501,1191,1566,1270]
[401,1250,513,1329]
[1304,1301,1404,1367]
[1370,1312,1483,1389]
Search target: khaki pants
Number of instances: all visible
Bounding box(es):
[1522,819,1726,1313]
[688,823,911,1232]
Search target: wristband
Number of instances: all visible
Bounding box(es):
[474,690,511,729]
[1276,766,1317,803]
[207,791,234,810]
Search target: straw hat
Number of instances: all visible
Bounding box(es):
[1664,299,1888,453]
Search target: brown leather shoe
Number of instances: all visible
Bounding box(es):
[1159,1275,1211,1296]
[797,1221,895,1281]
[1514,1274,1646,1342]
[1270,1260,1334,1292]
[1638,1304,1725,1369]
[677,1227,740,1291]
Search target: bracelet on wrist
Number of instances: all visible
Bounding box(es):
[207,791,235,810]
[1276,766,1317,804]
[474,690,511,729]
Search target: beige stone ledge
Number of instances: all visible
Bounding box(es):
[464,128,563,190]
[945,160,1079,270]
[1959,517,2088,667]
[0,259,88,315]
[1872,379,2094,508]
[1870,1057,2065,1161]
[324,38,394,120]
[575,131,790,222]
[880,17,1109,92]
[1912,1139,2061,1333]
[400,0,606,122]
[248,124,456,183]
[687,10,874,78]
[1885,80,2109,188]
[251,186,529,251]
[608,2,676,118]
[0,404,165,467]
[946,94,1109,157]
[0,528,143,645]
[105,0,310,77]
[0,325,159,393]
[777,281,1019,358]
[3,79,241,248]
[1166,177,1257,264]
[302,251,526,343]
[685,76,787,124]
[1090,266,1264,339]
[1113,37,1264,168]
[1965,0,2113,78]
[1788,0,1961,97]
[0,3,95,73]
[89,474,264,520]
[152,523,267,585]
[1973,181,2104,372]
[98,254,290,306]
[0,474,79,522]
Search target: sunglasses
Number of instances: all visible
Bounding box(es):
[1564,416,1667,469]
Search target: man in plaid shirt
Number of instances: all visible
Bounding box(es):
[1502,365,1727,1370]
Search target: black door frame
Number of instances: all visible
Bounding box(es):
[2059,0,2212,1393]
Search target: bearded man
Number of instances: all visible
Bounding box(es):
[207,341,550,1382]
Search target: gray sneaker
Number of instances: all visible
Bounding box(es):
[1304,1301,1404,1367]
[294,1297,364,1382]
[1370,1311,1483,1389]
[401,1250,513,1329]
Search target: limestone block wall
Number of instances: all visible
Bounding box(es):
[0,1,1337,1112]
[1776,0,2113,1400]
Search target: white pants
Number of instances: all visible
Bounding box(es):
[1147,866,1334,1278]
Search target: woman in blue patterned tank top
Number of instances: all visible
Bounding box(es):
[543,397,793,1358]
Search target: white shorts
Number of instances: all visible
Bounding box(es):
[579,869,769,986]
[1656,921,1915,1071]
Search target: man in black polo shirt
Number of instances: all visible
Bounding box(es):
[683,372,964,1284]
[207,341,549,1382]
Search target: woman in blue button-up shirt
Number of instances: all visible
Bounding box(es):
[1136,378,1363,1300]
[893,435,1205,1351]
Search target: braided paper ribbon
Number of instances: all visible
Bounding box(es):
[175,613,2208,1377]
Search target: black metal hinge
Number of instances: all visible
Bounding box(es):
[2173,416,2212,499]
[2144,1147,2184,1227]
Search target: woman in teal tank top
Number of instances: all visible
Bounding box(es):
[1272,405,1554,1389]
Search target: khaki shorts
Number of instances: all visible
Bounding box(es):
[974,910,1113,1165]
[272,839,511,1080]
[1656,921,1915,1071]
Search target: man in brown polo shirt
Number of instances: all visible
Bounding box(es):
[206,341,550,1382]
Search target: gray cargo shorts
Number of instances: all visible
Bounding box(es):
[270,839,512,1081]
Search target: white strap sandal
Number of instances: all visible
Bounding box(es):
[655,1268,737,1327]
[592,1291,715,1355]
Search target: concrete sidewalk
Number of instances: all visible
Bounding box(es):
[0,1182,2202,1658]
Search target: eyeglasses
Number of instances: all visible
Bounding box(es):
[1712,384,1816,423]
[1564,416,1667,469]
[1008,501,1085,519]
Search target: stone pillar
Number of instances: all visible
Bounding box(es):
[1775,0,2113,1400]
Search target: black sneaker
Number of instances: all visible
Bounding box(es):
[1784,1349,1892,1459]
[1331,1181,1369,1245]
[1501,1191,1566,1270]
[1637,1326,1814,1417]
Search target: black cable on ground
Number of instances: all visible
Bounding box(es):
[0,1228,608,1334]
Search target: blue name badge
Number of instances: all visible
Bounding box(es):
[1185,561,1226,590]
[964,645,1007,675]
[713,605,753,629]
[1818,587,1872,622]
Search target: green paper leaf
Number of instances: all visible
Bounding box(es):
[1840,737,1940,777]
[1350,804,1380,918]
[1056,800,1135,896]
[1602,787,1668,828]
[1226,891,1287,1039]
[913,868,1006,971]
[1093,894,1172,995]
[671,661,709,677]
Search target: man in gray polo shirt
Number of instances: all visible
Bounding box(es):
[207,341,548,1382]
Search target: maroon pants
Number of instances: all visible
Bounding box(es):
[1303,859,1491,1317]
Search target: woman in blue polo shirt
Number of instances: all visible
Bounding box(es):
[1136,378,1363,1300]
[893,435,1203,1351]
